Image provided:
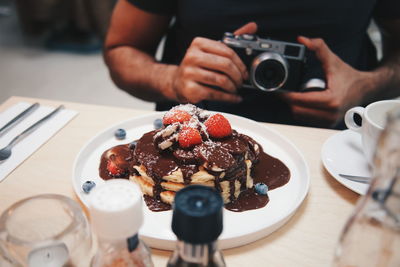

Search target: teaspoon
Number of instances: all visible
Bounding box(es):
[339,173,371,184]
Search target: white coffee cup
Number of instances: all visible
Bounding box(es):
[344,99,400,165]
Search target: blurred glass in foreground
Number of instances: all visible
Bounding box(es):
[333,107,400,267]
[0,194,93,266]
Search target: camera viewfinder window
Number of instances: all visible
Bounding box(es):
[284,45,300,57]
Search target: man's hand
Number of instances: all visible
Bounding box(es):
[171,22,257,103]
[281,36,373,128]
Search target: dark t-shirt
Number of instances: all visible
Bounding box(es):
[127,0,399,126]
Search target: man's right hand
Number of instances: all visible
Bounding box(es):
[170,22,257,103]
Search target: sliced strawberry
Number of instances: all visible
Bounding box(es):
[163,109,192,125]
[106,159,123,176]
[178,127,202,148]
[204,114,232,138]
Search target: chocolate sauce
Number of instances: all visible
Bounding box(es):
[180,165,199,184]
[143,195,171,212]
[99,130,290,212]
[225,188,269,212]
[253,151,290,190]
[218,134,248,155]
[195,142,236,171]
[134,131,178,179]
[99,144,133,180]
[173,149,198,164]
[225,151,290,212]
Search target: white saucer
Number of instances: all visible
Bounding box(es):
[321,130,371,195]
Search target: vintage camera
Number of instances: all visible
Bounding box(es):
[222,32,325,92]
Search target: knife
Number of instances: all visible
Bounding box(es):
[0,103,40,137]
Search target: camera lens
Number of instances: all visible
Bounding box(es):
[254,60,286,89]
[251,53,288,92]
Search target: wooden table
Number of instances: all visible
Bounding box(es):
[0,96,360,266]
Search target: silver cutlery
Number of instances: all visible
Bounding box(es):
[0,102,40,137]
[0,105,64,161]
[339,173,371,184]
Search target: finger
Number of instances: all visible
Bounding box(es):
[282,90,338,110]
[197,82,243,103]
[291,104,339,128]
[179,81,242,103]
[191,52,244,88]
[184,67,236,93]
[192,37,248,79]
[297,36,339,72]
[234,22,258,35]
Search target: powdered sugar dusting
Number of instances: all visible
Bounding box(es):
[170,104,199,116]
[155,104,219,150]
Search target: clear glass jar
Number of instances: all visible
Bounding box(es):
[0,194,92,267]
[332,108,400,267]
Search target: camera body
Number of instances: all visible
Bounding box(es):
[222,32,325,92]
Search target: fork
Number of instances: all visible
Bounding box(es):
[0,105,64,161]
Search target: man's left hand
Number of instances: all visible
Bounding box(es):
[280,36,372,128]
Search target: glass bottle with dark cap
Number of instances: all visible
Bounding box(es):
[167,185,226,267]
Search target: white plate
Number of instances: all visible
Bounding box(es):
[73,112,310,250]
[321,130,371,195]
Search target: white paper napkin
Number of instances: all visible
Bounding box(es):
[0,102,78,181]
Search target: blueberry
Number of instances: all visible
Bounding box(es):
[114,128,126,140]
[129,141,137,149]
[153,118,163,129]
[82,180,96,193]
[255,183,268,195]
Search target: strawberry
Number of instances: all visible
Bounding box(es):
[106,159,123,176]
[163,110,192,125]
[178,127,202,148]
[204,114,232,138]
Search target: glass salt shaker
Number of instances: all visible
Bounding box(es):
[167,185,226,267]
[0,194,92,267]
[332,108,400,267]
[89,179,153,267]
